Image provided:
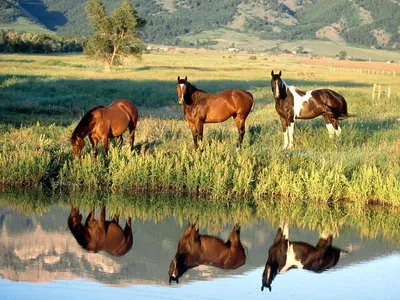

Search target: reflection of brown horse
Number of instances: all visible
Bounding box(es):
[67,206,133,257]
[71,99,138,157]
[168,223,246,284]
[261,223,347,292]
[176,76,254,150]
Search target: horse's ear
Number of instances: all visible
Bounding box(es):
[184,76,187,83]
[279,71,282,76]
[177,76,180,82]
[271,70,274,76]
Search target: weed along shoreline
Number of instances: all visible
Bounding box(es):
[0,52,399,208]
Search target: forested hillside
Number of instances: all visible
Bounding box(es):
[1,0,399,50]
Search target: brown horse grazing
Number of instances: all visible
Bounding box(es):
[67,205,133,257]
[168,223,246,284]
[176,76,254,150]
[271,70,353,149]
[71,99,138,157]
[261,223,348,292]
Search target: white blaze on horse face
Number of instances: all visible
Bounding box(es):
[282,223,289,240]
[288,86,313,119]
[280,242,304,273]
[275,81,280,98]
[179,84,185,102]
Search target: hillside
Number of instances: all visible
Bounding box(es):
[1,0,400,50]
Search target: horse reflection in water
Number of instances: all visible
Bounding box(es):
[262,223,347,292]
[169,223,246,284]
[67,206,133,257]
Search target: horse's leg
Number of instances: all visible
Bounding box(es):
[234,116,246,149]
[323,115,336,138]
[85,209,95,226]
[101,136,109,155]
[99,206,106,227]
[331,117,341,137]
[128,123,136,151]
[188,121,198,150]
[195,120,204,150]
[287,121,294,149]
[89,136,98,157]
[279,116,289,149]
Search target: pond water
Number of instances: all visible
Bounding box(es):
[0,192,399,300]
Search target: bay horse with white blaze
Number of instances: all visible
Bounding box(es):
[261,223,348,292]
[168,223,246,284]
[71,99,138,157]
[271,71,352,149]
[176,76,254,150]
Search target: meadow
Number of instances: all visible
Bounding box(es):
[0,50,399,207]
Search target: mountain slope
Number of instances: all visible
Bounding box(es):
[1,0,399,49]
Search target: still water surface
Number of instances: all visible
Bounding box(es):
[0,193,399,299]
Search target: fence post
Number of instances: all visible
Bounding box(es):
[378,85,381,101]
[372,84,376,100]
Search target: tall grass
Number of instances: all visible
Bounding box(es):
[0,52,399,206]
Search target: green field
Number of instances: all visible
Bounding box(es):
[0,51,399,206]
[0,17,50,33]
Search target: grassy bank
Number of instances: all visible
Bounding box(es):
[1,190,400,245]
[0,52,399,206]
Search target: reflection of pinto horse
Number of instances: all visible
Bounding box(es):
[261,223,347,292]
[67,206,133,257]
[168,223,246,284]
[271,71,352,149]
[71,99,138,157]
[176,76,254,150]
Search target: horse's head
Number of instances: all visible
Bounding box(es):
[67,206,82,229]
[271,70,285,99]
[261,227,288,292]
[168,255,187,284]
[71,135,85,157]
[176,76,188,104]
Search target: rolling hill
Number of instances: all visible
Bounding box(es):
[1,0,399,51]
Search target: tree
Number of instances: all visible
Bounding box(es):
[84,0,146,69]
[337,50,347,60]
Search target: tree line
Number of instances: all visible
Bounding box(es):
[0,30,84,53]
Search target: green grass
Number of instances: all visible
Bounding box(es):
[0,52,399,206]
[0,17,51,34]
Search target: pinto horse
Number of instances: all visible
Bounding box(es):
[71,99,138,157]
[261,223,348,292]
[271,71,352,149]
[67,205,133,257]
[168,223,246,284]
[176,76,254,150]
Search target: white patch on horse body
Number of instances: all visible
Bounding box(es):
[288,86,313,119]
[280,242,304,273]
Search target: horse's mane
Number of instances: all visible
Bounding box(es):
[72,106,105,138]
[188,82,207,94]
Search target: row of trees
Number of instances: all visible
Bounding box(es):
[0,30,84,53]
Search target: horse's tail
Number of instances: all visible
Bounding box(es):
[249,91,255,112]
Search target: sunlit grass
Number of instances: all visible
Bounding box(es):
[0,52,399,205]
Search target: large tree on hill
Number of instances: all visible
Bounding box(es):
[84,0,146,69]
